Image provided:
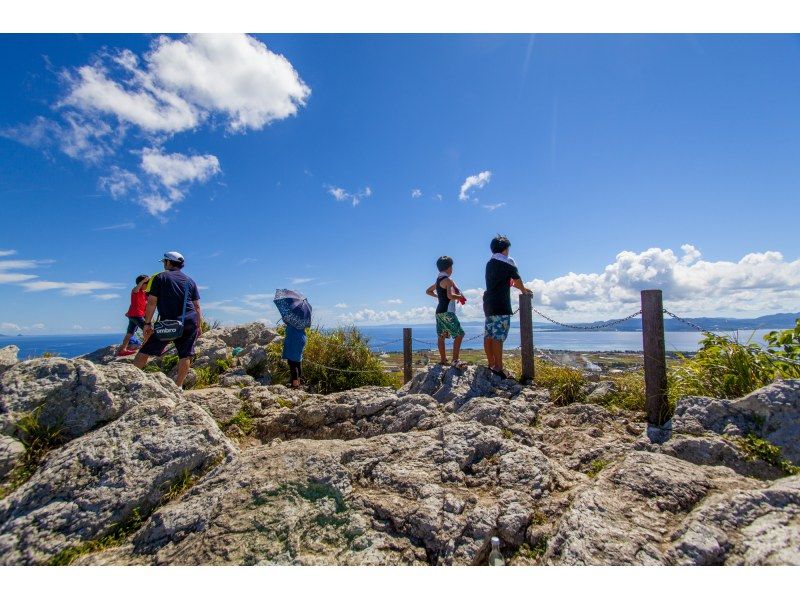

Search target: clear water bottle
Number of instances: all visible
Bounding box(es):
[488,536,505,566]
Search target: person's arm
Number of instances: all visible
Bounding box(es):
[425,283,437,298]
[193,300,203,336]
[446,279,463,300]
[512,278,533,295]
[142,295,158,340]
[134,277,149,293]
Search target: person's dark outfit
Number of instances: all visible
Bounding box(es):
[139,270,201,359]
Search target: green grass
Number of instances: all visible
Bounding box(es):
[0,408,64,499]
[735,433,800,476]
[47,507,145,565]
[223,409,254,436]
[587,459,609,478]
[266,325,396,394]
[516,539,547,560]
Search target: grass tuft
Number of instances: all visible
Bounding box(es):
[735,433,799,476]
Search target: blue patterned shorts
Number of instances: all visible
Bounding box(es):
[484,315,511,341]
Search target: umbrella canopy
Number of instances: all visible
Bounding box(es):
[273,289,312,330]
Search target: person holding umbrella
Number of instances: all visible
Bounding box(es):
[274,289,312,388]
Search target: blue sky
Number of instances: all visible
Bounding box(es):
[1,34,799,334]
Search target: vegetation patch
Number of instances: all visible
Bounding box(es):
[530,362,586,405]
[223,409,254,436]
[735,433,799,476]
[266,325,396,394]
[47,507,145,566]
[516,539,547,560]
[587,459,609,478]
[0,408,64,499]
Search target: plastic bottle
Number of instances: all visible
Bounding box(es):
[488,536,504,566]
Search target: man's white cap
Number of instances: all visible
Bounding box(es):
[161,251,185,263]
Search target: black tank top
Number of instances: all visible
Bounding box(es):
[435,275,450,314]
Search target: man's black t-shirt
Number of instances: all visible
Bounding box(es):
[483,258,521,316]
[149,270,200,321]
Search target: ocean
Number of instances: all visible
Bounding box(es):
[0,327,773,359]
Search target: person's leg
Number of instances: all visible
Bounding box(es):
[288,360,301,387]
[453,334,464,363]
[175,357,191,387]
[133,351,150,369]
[493,339,504,372]
[483,335,494,369]
[119,332,133,352]
[437,335,447,364]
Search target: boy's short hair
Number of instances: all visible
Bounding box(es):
[135,274,148,284]
[490,235,511,253]
[436,256,454,271]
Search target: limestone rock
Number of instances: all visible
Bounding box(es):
[184,387,243,424]
[400,364,526,408]
[0,358,181,439]
[190,337,230,369]
[0,397,235,565]
[673,379,800,464]
[204,323,278,349]
[0,346,19,375]
[237,344,268,376]
[0,435,24,480]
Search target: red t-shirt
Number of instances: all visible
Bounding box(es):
[126,289,147,318]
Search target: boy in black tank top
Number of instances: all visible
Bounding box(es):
[425,256,467,367]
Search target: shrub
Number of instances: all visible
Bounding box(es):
[266,325,394,394]
[735,433,799,476]
[597,370,648,413]
[200,319,222,334]
[668,327,800,403]
[533,361,586,405]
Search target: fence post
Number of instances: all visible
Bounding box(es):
[641,290,669,426]
[403,327,412,384]
[519,293,535,383]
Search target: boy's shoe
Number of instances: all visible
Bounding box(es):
[117,348,137,357]
[451,359,467,369]
[490,368,507,380]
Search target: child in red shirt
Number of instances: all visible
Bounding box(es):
[117,274,150,356]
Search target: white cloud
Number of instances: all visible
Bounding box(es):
[72,325,84,330]
[4,34,310,217]
[99,167,141,199]
[93,221,135,231]
[435,194,443,201]
[203,300,261,317]
[0,259,39,284]
[148,34,311,132]
[325,185,372,207]
[459,170,492,201]
[386,299,403,304]
[483,202,506,211]
[22,280,123,296]
[525,245,800,319]
[1,322,21,332]
[334,302,348,309]
[0,250,17,257]
[290,277,314,285]
[93,293,121,301]
[411,189,422,199]
[339,306,435,324]
[31,323,46,330]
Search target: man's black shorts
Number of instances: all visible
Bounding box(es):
[140,317,199,359]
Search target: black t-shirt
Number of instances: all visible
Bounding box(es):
[483,258,521,316]
[149,270,200,321]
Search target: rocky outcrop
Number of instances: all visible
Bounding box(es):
[203,322,278,350]
[0,358,181,438]
[0,436,24,479]
[1,348,798,566]
[672,380,800,464]
[0,346,19,375]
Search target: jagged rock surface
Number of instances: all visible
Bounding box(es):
[0,346,19,375]
[1,350,798,566]
[0,358,181,438]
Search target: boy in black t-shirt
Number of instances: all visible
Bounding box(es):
[483,235,533,379]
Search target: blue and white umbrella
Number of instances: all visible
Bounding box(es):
[273,289,312,330]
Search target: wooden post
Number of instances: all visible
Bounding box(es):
[403,327,412,384]
[519,293,535,383]
[641,290,668,426]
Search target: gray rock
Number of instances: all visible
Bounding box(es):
[0,435,24,479]
[0,397,235,565]
[673,379,800,464]
[204,323,278,349]
[0,346,19,375]
[237,344,268,376]
[0,358,182,439]
[190,337,230,369]
[183,387,243,424]
[219,368,257,388]
[585,380,616,402]
[400,364,525,408]
[80,344,125,365]
[667,475,800,565]
[660,434,785,480]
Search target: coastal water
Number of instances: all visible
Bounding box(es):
[0,327,774,359]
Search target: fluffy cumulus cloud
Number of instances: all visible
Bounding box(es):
[411,189,422,199]
[2,34,310,216]
[459,170,491,201]
[325,185,372,207]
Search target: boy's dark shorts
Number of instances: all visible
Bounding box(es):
[140,318,199,359]
[126,316,145,335]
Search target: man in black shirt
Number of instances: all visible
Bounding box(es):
[483,235,532,379]
[133,251,204,388]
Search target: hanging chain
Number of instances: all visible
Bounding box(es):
[531,307,642,330]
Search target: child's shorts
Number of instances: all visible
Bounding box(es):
[484,315,511,341]
[436,312,465,339]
